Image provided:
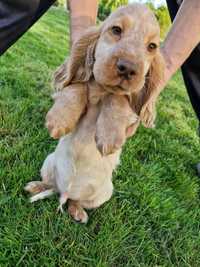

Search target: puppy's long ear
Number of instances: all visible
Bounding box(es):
[139,51,165,128]
[53,26,101,91]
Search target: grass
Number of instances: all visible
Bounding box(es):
[1,6,200,267]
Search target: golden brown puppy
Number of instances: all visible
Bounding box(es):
[25,4,165,223]
[46,3,164,155]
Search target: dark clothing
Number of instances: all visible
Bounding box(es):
[166,0,200,122]
[0,0,55,55]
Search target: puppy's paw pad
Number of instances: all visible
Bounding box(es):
[50,127,67,139]
[45,112,72,139]
[95,135,124,156]
[46,119,71,139]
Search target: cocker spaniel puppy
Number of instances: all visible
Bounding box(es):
[25,4,164,223]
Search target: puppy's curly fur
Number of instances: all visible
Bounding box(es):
[25,4,165,223]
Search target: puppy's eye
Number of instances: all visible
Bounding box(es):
[111,26,122,36]
[148,42,157,52]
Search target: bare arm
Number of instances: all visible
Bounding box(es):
[162,0,200,87]
[140,0,200,127]
[67,0,98,45]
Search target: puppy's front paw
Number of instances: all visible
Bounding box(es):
[140,102,156,128]
[95,132,125,156]
[45,107,73,139]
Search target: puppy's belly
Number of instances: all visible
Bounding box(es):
[54,128,120,204]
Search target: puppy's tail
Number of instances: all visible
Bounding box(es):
[30,189,55,203]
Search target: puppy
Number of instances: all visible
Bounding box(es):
[25,4,164,223]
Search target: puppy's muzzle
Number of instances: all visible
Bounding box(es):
[116,59,138,80]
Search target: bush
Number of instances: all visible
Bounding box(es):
[155,6,171,38]
[54,0,65,7]
[145,2,171,39]
[98,0,171,38]
[98,0,128,20]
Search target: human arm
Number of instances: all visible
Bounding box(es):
[140,0,200,126]
[67,0,98,45]
[162,0,200,87]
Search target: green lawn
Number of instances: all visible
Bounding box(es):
[1,7,200,267]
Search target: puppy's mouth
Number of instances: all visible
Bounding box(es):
[102,79,131,95]
[118,78,130,91]
[114,76,136,92]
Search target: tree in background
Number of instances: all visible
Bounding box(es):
[155,5,171,39]
[54,0,65,7]
[139,1,171,39]
[98,0,128,20]
[98,0,170,38]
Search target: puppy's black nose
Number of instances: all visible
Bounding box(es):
[117,59,137,80]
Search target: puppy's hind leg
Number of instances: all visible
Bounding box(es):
[29,189,55,203]
[24,181,55,203]
[24,153,57,202]
[68,200,88,224]
[24,181,52,195]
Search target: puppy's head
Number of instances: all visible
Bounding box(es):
[93,3,164,95]
[54,3,164,96]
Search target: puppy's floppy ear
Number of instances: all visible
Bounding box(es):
[144,51,165,100]
[53,26,101,91]
[139,50,165,128]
